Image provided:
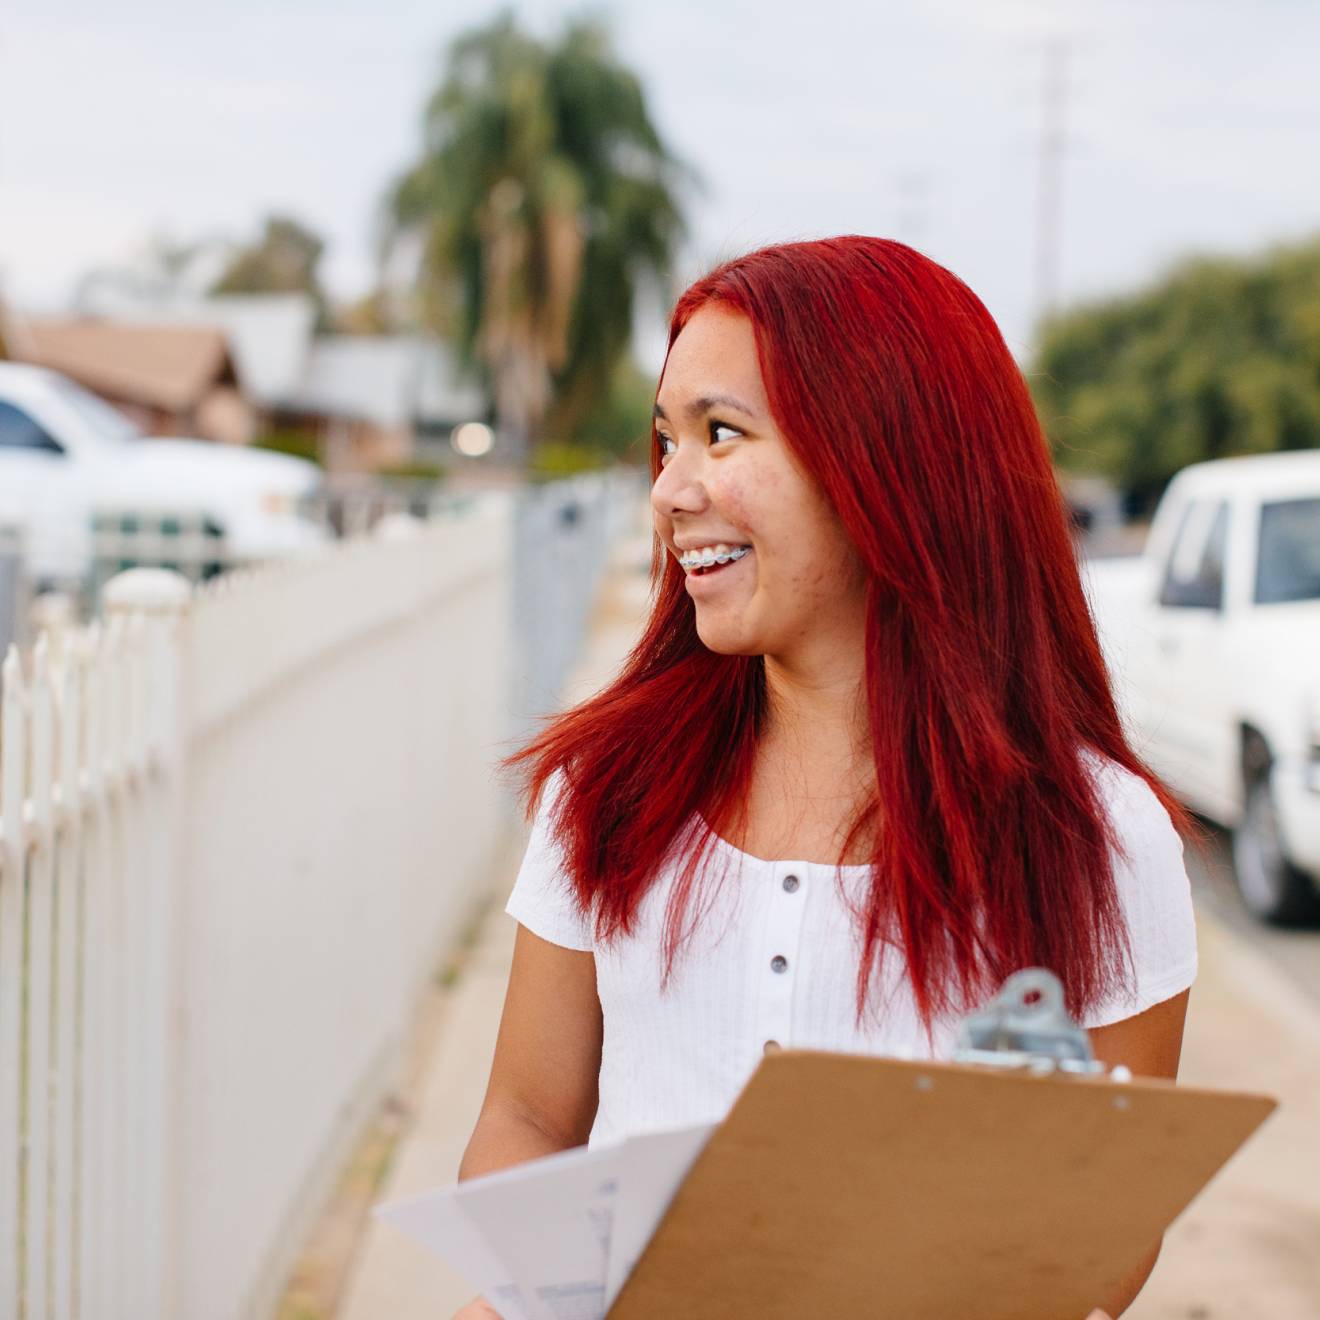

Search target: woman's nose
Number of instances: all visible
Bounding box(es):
[650,448,709,518]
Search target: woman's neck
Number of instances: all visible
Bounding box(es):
[761,641,871,783]
[733,646,875,863]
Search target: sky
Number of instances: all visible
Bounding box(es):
[3,0,1319,368]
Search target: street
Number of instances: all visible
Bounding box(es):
[1187,822,1320,1013]
[1131,821,1320,1318]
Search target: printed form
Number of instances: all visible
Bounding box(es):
[373,1122,715,1320]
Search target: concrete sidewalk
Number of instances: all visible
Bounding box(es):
[336,535,655,1320]
[338,545,1320,1320]
[1130,919,1320,1316]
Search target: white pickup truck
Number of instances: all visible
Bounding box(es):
[1084,451,1320,923]
[0,362,328,589]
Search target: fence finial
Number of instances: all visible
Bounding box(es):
[102,569,193,617]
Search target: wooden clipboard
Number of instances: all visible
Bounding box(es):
[607,989,1276,1318]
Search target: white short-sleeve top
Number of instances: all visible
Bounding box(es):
[504,751,1197,1150]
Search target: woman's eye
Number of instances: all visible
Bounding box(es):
[657,421,740,460]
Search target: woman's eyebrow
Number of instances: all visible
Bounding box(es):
[653,392,757,422]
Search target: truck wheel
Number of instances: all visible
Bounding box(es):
[1231,775,1320,924]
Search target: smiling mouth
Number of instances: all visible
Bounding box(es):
[679,545,753,575]
[691,556,745,576]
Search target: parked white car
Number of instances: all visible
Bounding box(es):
[0,362,328,588]
[1084,451,1320,922]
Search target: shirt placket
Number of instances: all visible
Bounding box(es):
[757,864,808,1056]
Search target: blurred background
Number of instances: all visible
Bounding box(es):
[1,1,1318,1317]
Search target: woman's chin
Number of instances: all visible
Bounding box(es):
[694,615,762,656]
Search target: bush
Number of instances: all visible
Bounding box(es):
[528,442,609,481]
[1031,234,1320,500]
[375,458,449,482]
[252,429,323,466]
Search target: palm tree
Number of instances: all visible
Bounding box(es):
[386,12,693,462]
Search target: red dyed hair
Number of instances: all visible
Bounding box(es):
[505,235,1196,1028]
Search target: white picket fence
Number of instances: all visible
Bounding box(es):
[0,489,543,1319]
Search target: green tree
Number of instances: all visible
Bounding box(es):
[211,214,330,327]
[570,352,658,460]
[386,11,693,462]
[1031,236,1320,513]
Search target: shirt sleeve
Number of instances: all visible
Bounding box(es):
[1080,754,1198,1028]
[503,774,595,952]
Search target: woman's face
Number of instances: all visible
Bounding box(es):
[650,304,869,662]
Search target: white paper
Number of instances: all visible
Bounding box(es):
[456,1144,622,1320]
[372,1122,715,1320]
[603,1123,715,1307]
[371,1184,531,1320]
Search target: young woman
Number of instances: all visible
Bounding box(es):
[453,236,1197,1319]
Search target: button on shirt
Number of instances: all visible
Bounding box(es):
[504,751,1198,1150]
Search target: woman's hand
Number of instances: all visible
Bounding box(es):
[451,1297,502,1319]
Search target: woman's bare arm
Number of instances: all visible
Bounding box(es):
[1083,987,1191,1318]
[450,926,602,1318]
[458,924,603,1181]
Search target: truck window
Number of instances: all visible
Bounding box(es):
[0,401,63,454]
[48,375,140,444]
[1158,499,1227,610]
[1256,498,1320,604]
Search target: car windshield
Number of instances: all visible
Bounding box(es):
[49,375,143,444]
[1256,497,1320,604]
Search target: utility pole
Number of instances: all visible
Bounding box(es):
[1033,36,1069,328]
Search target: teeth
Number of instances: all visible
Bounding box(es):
[679,544,751,570]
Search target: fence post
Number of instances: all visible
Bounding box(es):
[0,645,26,1315]
[28,591,78,668]
[0,524,28,659]
[101,568,191,1320]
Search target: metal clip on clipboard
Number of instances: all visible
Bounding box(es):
[952,967,1132,1082]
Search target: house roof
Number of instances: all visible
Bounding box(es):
[289,336,486,428]
[20,317,237,412]
[37,287,486,428]
[292,336,421,427]
[191,294,316,405]
[75,290,317,406]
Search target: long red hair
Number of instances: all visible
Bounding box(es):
[505,235,1195,1028]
